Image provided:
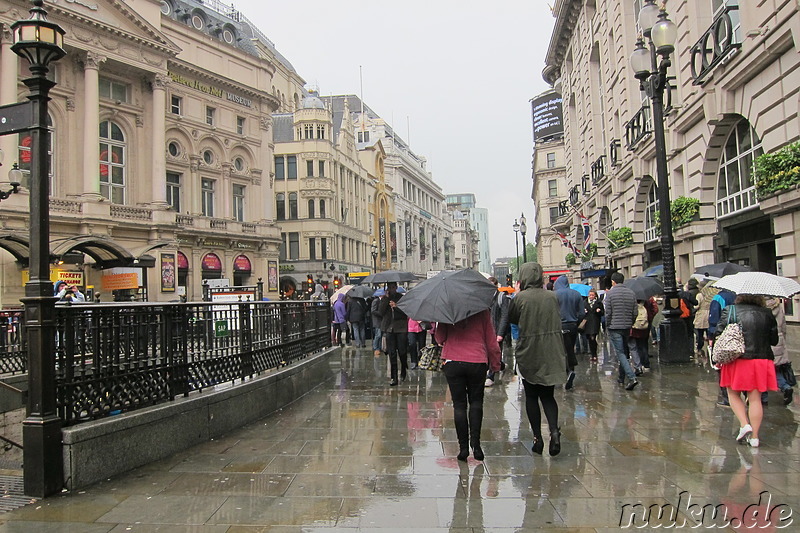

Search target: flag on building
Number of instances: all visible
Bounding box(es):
[579,212,592,253]
[557,232,578,255]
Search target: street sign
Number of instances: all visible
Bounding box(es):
[214,320,229,337]
[0,102,32,136]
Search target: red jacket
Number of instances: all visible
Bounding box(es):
[434,310,502,372]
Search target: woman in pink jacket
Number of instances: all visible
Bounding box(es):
[435,309,501,462]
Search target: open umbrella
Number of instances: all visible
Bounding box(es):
[714,272,800,298]
[643,265,663,279]
[347,285,375,299]
[623,277,664,300]
[360,270,416,284]
[396,269,496,324]
[569,283,591,297]
[694,262,750,278]
[330,284,354,303]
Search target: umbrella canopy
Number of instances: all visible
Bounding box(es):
[360,270,416,284]
[694,262,750,278]
[714,272,800,298]
[569,283,591,297]
[623,277,664,300]
[330,284,354,303]
[373,288,386,297]
[347,285,375,299]
[396,269,496,325]
[643,265,664,278]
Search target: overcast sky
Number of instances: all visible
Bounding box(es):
[237,1,556,260]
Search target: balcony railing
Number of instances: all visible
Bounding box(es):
[569,184,580,206]
[591,155,606,185]
[690,5,741,85]
[625,105,652,150]
[609,139,621,167]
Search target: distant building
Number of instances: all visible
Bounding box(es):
[446,194,490,272]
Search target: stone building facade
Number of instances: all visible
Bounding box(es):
[542,0,800,347]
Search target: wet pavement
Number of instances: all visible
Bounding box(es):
[0,339,798,532]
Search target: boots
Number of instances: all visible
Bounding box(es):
[549,427,561,457]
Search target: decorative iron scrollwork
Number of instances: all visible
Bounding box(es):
[609,139,621,166]
[690,6,741,85]
[558,200,568,217]
[569,184,580,206]
[625,105,652,150]
[581,174,590,194]
[591,156,606,185]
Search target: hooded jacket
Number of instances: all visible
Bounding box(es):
[553,275,585,325]
[507,263,566,386]
[311,284,326,300]
[708,289,736,337]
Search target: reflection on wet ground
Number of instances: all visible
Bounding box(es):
[1,338,798,531]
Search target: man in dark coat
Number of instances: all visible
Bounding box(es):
[553,275,585,390]
[378,282,408,386]
[604,272,640,391]
[485,277,509,387]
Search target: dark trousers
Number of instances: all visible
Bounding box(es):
[586,334,598,359]
[385,331,408,380]
[407,331,426,365]
[634,335,650,368]
[562,322,578,372]
[443,361,488,449]
[332,322,345,345]
[521,380,559,437]
[695,328,707,352]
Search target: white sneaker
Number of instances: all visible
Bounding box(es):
[748,438,760,448]
[736,424,753,443]
[484,378,494,387]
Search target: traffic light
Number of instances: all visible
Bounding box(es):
[333,278,340,289]
[506,274,513,286]
[307,275,314,285]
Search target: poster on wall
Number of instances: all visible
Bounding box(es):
[161,253,176,292]
[390,222,398,263]
[378,218,387,261]
[405,221,412,252]
[268,261,279,292]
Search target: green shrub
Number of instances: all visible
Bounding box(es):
[654,196,700,233]
[565,253,576,266]
[607,227,633,251]
[755,141,800,197]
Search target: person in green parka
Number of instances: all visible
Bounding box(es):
[508,262,567,457]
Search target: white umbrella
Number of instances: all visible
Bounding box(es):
[330,284,354,302]
[714,272,800,298]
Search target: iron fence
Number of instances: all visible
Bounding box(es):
[0,301,330,426]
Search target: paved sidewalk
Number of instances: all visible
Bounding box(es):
[0,341,798,531]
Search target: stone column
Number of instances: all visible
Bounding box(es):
[259,115,274,221]
[82,51,105,198]
[151,73,169,206]
[0,26,18,167]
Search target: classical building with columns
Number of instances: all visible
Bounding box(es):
[542,0,799,349]
[0,0,307,303]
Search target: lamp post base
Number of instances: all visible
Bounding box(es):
[23,414,63,497]
[658,316,693,364]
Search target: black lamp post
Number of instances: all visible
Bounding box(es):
[0,152,23,201]
[512,219,520,274]
[630,0,690,363]
[12,0,66,497]
[371,239,378,273]
[519,213,528,263]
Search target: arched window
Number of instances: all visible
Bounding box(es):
[18,113,54,192]
[308,199,315,219]
[717,119,762,218]
[276,193,285,220]
[289,192,298,219]
[319,199,326,218]
[644,182,659,242]
[99,120,125,204]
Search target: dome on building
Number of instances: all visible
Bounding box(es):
[301,89,326,110]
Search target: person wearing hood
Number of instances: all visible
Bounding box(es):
[310,284,326,301]
[332,294,347,347]
[508,263,566,457]
[553,275,585,390]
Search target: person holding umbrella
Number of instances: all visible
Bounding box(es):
[378,282,409,386]
[508,263,567,456]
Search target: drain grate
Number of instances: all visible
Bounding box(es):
[0,476,37,513]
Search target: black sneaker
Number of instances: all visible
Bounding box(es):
[565,371,576,390]
[625,379,639,391]
[784,388,794,406]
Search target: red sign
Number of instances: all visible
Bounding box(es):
[201,253,222,271]
[233,255,251,272]
[177,251,189,270]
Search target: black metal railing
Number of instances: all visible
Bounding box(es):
[690,5,741,85]
[609,139,621,166]
[591,156,606,185]
[569,184,580,206]
[0,311,25,375]
[14,300,332,426]
[625,105,652,150]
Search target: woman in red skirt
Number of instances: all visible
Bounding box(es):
[718,294,779,448]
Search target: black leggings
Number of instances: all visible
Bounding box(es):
[522,380,559,438]
[586,334,598,358]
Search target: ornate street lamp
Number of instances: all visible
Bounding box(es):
[519,213,528,263]
[0,151,23,201]
[371,239,378,273]
[512,219,520,276]
[630,0,690,363]
[12,0,66,497]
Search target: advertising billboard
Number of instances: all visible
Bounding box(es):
[531,92,563,142]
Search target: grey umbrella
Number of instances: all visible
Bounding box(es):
[347,285,375,299]
[360,270,416,284]
[396,269,497,325]
[623,277,664,300]
[694,262,750,278]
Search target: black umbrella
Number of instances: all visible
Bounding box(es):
[694,262,750,278]
[396,269,496,325]
[347,285,375,299]
[623,277,664,300]
[360,270,416,284]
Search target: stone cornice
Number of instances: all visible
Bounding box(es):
[543,0,582,85]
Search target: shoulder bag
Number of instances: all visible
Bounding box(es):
[418,344,444,371]
[711,305,745,366]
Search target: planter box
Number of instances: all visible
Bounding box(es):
[758,184,800,215]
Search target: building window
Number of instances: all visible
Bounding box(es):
[289,192,298,219]
[307,159,314,177]
[546,152,556,168]
[233,156,245,173]
[358,131,370,143]
[167,141,181,157]
[712,0,741,43]
[309,238,317,260]
[308,199,315,219]
[202,149,214,165]
[170,95,182,115]
[205,106,215,126]
[201,178,215,217]
[275,156,285,180]
[304,124,313,139]
[320,199,326,219]
[318,160,325,177]
[99,77,128,103]
[645,183,659,242]
[287,155,297,179]
[166,172,181,212]
[276,193,285,221]
[717,119,762,218]
[549,207,560,225]
[288,232,299,260]
[233,184,245,222]
[99,120,126,204]
[548,179,558,197]
[317,125,325,139]
[321,237,328,259]
[236,116,245,135]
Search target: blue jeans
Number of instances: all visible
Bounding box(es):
[608,329,636,381]
[351,322,365,347]
[372,326,382,351]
